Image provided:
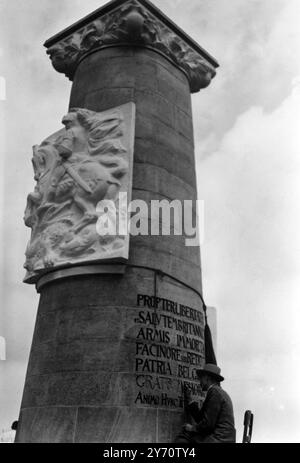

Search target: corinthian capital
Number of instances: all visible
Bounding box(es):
[44,0,219,93]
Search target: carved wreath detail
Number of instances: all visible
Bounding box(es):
[46,0,216,92]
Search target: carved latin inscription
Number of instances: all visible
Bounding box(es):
[134,294,205,409]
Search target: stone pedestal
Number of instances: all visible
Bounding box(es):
[15,0,218,443]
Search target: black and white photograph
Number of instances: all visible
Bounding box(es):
[0,0,299,445]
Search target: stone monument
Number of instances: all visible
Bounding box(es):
[15,0,218,443]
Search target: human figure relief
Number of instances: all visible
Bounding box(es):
[24,106,133,282]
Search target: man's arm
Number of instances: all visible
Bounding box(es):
[184,384,204,423]
[55,130,74,159]
[186,401,203,422]
[191,388,222,433]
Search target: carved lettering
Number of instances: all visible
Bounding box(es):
[135,358,173,376]
[134,294,205,408]
[136,327,170,344]
[137,295,204,324]
[136,342,181,361]
[180,351,203,366]
[136,310,161,326]
[135,391,160,406]
[136,375,172,391]
[176,334,204,354]
[178,365,198,380]
[161,393,182,408]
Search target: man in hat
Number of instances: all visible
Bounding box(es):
[176,364,236,443]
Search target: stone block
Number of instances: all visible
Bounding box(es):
[154,117,195,159]
[131,188,197,215]
[21,371,136,408]
[174,107,195,142]
[156,274,204,314]
[140,48,189,86]
[135,114,195,165]
[54,306,125,343]
[134,112,156,140]
[27,337,130,377]
[134,58,159,93]
[156,62,191,114]
[135,89,175,129]
[128,245,202,293]
[131,234,201,268]
[132,163,197,201]
[83,88,135,113]
[27,339,84,376]
[133,138,196,187]
[157,409,184,443]
[32,310,57,344]
[75,406,158,443]
[83,47,135,64]
[38,267,155,315]
[71,48,173,108]
[15,407,77,443]
[74,58,136,94]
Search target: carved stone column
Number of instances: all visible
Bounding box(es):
[16,0,218,443]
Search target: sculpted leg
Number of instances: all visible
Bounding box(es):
[72,195,98,233]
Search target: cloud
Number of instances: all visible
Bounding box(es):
[197,78,300,442]
[190,0,300,152]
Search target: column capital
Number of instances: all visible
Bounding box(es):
[44,0,219,93]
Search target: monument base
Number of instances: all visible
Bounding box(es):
[16,266,205,443]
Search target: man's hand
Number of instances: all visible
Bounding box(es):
[55,144,72,160]
[183,383,193,404]
[183,423,196,433]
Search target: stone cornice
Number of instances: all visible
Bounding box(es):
[44,0,219,93]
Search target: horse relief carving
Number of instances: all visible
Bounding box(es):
[24,103,135,283]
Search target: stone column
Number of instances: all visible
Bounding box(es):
[15,0,218,443]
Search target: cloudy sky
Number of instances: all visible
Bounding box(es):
[1,0,300,443]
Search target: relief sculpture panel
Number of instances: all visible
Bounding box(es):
[24,102,135,283]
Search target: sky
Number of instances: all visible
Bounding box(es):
[1,0,300,443]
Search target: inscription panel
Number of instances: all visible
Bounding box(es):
[132,294,204,409]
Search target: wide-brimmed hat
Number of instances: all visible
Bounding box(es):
[196,363,224,382]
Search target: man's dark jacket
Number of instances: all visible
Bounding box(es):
[187,385,236,443]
